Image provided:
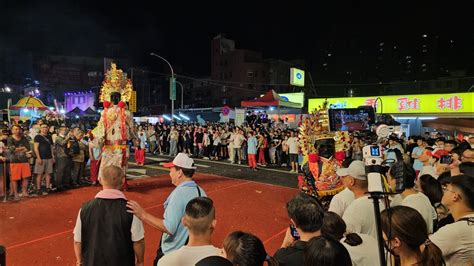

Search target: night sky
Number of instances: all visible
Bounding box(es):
[1,1,472,76]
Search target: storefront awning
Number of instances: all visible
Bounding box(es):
[241,90,302,108]
[422,118,474,133]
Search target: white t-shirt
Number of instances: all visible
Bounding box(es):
[390,194,403,207]
[157,245,220,266]
[233,134,245,148]
[287,137,299,154]
[401,192,437,234]
[419,165,438,179]
[328,188,355,217]
[430,214,474,266]
[341,234,379,266]
[343,195,386,239]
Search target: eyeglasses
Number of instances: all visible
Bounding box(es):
[442,185,462,199]
[442,185,455,193]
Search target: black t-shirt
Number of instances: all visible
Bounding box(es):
[196,132,204,143]
[34,134,54,159]
[274,241,306,266]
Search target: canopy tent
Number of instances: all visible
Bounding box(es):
[9,96,49,110]
[84,107,100,118]
[66,107,84,118]
[422,118,474,134]
[241,90,302,108]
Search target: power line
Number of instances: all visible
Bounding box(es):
[130,67,474,89]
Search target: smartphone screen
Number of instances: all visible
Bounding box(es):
[440,155,452,164]
[289,224,300,240]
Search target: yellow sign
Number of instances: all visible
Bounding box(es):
[280,92,305,108]
[129,90,137,113]
[308,92,474,114]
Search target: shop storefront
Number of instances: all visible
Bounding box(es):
[308,92,474,136]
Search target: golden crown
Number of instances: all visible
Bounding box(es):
[99,63,133,103]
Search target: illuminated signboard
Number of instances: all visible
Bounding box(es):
[280,92,305,108]
[290,68,305,87]
[308,92,474,114]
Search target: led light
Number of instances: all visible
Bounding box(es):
[179,113,190,120]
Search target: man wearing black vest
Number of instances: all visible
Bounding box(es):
[73,165,145,266]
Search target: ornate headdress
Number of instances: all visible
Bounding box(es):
[99,63,133,103]
[298,99,352,200]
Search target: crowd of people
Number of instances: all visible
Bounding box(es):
[0,119,100,200]
[74,144,473,266]
[1,115,473,265]
[135,119,301,172]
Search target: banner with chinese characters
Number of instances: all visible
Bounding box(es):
[308,92,474,114]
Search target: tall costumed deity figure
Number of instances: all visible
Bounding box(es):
[94,63,137,190]
[298,100,351,209]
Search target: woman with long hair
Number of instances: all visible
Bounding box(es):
[321,212,378,266]
[222,231,277,266]
[381,206,445,266]
[304,235,352,266]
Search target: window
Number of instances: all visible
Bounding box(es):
[247,71,254,77]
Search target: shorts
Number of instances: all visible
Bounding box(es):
[289,154,299,163]
[10,163,31,181]
[34,158,54,175]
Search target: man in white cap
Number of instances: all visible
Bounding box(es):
[339,160,386,238]
[127,153,206,265]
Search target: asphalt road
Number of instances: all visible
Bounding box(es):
[127,153,299,188]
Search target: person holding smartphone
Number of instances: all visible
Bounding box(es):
[7,125,33,200]
[274,193,324,266]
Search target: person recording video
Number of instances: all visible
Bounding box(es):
[387,161,438,233]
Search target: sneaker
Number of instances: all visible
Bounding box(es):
[289,169,294,173]
[42,190,48,196]
[238,161,241,165]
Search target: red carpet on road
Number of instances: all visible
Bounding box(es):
[0,174,297,265]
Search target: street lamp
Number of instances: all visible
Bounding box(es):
[150,52,176,120]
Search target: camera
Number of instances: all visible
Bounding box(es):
[363,145,385,193]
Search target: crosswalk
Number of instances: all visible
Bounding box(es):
[146,157,210,168]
